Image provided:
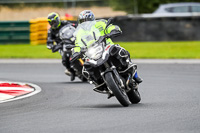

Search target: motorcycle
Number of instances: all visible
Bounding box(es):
[52,24,87,82]
[71,18,141,107]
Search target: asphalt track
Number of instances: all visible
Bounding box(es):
[0,59,200,133]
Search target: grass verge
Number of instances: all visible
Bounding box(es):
[0,41,200,59]
[0,44,60,58]
[119,41,200,59]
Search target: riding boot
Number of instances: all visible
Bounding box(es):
[70,69,76,81]
[64,69,71,76]
[133,71,143,84]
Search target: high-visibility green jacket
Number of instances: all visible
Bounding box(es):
[73,19,122,53]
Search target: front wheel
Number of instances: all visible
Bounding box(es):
[105,72,130,107]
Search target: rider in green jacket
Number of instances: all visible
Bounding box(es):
[73,10,143,83]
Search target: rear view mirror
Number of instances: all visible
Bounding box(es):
[105,18,114,29]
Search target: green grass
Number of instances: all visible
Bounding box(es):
[119,41,200,59]
[0,41,200,59]
[0,44,61,58]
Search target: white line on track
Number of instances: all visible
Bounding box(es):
[0,93,14,101]
[0,59,60,64]
[132,59,200,64]
[0,82,41,103]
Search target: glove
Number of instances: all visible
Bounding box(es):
[47,43,54,50]
[47,39,54,49]
[52,45,62,53]
[98,35,107,43]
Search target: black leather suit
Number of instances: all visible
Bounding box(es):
[47,21,76,71]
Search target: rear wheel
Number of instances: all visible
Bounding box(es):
[105,72,130,107]
[79,75,88,82]
[127,89,141,104]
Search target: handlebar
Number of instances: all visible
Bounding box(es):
[52,44,62,53]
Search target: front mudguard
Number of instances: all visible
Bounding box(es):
[101,65,125,90]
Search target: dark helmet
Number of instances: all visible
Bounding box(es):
[78,10,95,24]
[47,12,61,29]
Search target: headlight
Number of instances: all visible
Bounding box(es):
[85,44,103,60]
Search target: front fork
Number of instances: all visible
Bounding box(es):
[102,61,138,93]
[101,62,125,90]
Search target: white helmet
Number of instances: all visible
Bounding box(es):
[78,10,95,24]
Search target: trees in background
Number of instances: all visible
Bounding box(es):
[2,0,200,14]
[0,0,108,9]
[108,0,200,14]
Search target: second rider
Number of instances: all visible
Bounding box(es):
[47,12,77,81]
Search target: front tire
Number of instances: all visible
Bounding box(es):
[105,72,130,107]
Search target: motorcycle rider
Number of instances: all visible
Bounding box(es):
[47,12,76,81]
[72,10,143,84]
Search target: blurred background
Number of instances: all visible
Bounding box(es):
[0,0,200,56]
[0,0,126,21]
[1,0,200,20]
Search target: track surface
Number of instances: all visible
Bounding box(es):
[0,61,200,133]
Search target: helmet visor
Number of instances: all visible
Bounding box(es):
[48,19,59,29]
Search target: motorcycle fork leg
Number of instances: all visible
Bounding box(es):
[78,58,84,66]
[112,67,125,89]
[102,62,125,89]
[109,61,125,89]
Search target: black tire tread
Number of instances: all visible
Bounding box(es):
[105,72,129,107]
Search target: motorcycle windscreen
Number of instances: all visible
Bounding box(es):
[75,21,104,60]
[74,21,101,49]
[59,25,76,40]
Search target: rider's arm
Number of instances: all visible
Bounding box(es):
[105,24,122,38]
[73,41,81,53]
[70,39,81,63]
[47,29,54,49]
[72,28,82,53]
